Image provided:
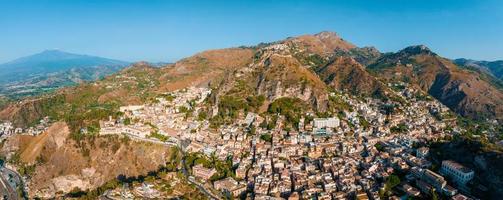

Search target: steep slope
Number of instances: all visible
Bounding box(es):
[275,32,385,97]
[158,48,255,91]
[1,122,171,199]
[210,31,374,112]
[317,56,383,95]
[19,122,69,164]
[454,58,503,80]
[369,45,503,121]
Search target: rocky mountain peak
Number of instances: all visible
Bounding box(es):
[314,31,341,40]
[398,45,435,56]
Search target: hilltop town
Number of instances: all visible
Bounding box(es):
[64,82,480,200]
[1,31,502,200]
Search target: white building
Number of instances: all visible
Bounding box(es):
[243,112,256,127]
[120,105,145,112]
[440,160,474,186]
[312,117,340,134]
[313,118,340,129]
[122,125,152,138]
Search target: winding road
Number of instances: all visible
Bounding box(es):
[0,166,23,200]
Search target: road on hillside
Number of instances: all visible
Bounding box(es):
[181,152,221,200]
[0,167,20,200]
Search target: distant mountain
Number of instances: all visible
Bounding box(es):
[454,58,503,80]
[0,50,129,98]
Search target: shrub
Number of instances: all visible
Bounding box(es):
[268,97,304,129]
[260,133,272,143]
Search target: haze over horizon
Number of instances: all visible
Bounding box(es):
[1,0,502,63]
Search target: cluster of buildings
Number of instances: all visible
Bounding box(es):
[95,83,480,199]
[98,87,212,145]
[0,117,50,140]
[101,172,193,199]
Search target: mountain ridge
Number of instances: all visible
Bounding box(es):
[454,58,503,81]
[2,31,503,126]
[0,50,130,99]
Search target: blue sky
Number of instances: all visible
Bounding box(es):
[1,0,502,63]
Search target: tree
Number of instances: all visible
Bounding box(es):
[260,133,272,143]
[375,142,385,152]
[385,174,400,190]
[431,188,439,200]
[268,97,304,129]
[124,117,131,125]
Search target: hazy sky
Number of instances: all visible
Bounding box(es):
[1,0,502,63]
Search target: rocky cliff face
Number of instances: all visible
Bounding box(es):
[317,56,383,95]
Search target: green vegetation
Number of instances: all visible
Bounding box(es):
[359,116,370,130]
[8,153,36,177]
[391,123,408,134]
[218,96,246,118]
[66,146,207,199]
[260,133,272,143]
[210,94,265,128]
[123,117,131,125]
[375,142,385,152]
[268,97,305,129]
[158,93,176,102]
[184,152,235,182]
[259,115,278,130]
[385,174,400,189]
[248,125,256,136]
[178,106,190,113]
[452,117,503,152]
[197,111,208,121]
[431,189,439,200]
[210,95,247,128]
[9,66,162,142]
[296,53,327,71]
[165,146,182,171]
[149,131,169,142]
[246,95,265,112]
[379,174,400,198]
[380,104,396,115]
[327,94,352,113]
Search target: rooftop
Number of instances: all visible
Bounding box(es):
[442,160,473,174]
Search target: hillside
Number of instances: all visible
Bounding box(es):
[368,45,503,121]
[454,58,503,81]
[2,32,503,131]
[1,122,171,199]
[0,31,503,199]
[0,50,129,99]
